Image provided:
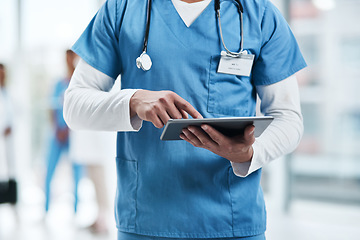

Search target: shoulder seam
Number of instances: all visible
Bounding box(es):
[260,0,270,46]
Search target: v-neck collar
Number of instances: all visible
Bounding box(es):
[152,0,216,48]
[155,0,214,28]
[171,0,212,27]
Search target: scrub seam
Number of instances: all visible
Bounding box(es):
[207,57,213,113]
[117,227,266,238]
[227,166,235,236]
[259,1,270,46]
[254,62,307,86]
[134,160,139,231]
[115,0,119,40]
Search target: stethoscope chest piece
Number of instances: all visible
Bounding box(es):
[136,52,152,71]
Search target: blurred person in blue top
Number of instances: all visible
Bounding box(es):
[64,0,306,239]
[44,50,82,213]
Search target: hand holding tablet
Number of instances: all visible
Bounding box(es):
[160,116,273,141]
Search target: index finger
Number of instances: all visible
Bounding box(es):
[174,98,203,119]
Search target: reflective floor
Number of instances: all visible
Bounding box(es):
[265,198,360,240]
[1,194,360,240]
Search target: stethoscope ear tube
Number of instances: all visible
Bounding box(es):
[215,0,220,11]
[137,0,152,71]
[215,0,243,13]
[143,0,152,53]
[234,0,243,13]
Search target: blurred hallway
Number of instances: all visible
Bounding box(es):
[0,176,117,240]
[1,0,360,239]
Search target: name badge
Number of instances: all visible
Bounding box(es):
[217,51,255,77]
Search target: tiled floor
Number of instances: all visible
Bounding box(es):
[1,192,360,240]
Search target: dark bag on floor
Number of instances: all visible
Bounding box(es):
[0,178,17,204]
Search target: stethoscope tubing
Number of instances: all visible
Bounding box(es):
[217,8,244,56]
[216,0,245,56]
[137,0,246,71]
[143,0,152,53]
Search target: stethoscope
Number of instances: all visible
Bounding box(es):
[136,0,245,71]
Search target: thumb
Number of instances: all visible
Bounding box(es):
[244,125,255,145]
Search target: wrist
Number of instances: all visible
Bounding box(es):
[229,146,253,164]
[129,90,142,118]
[247,146,254,162]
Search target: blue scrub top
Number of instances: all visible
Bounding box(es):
[72,0,306,238]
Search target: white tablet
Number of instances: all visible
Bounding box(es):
[160,116,274,141]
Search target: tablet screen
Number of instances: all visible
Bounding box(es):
[160,116,273,141]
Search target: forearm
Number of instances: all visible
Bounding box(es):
[63,59,142,132]
[232,75,303,177]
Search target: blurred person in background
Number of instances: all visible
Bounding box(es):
[0,64,12,140]
[0,63,17,214]
[69,129,115,234]
[0,63,15,183]
[44,50,83,214]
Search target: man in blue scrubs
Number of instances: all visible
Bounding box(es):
[64,0,306,239]
[45,50,82,213]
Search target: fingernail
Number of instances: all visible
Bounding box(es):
[201,125,207,130]
[249,129,255,136]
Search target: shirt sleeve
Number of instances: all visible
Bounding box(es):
[251,1,307,86]
[71,0,125,79]
[63,59,143,132]
[231,74,303,177]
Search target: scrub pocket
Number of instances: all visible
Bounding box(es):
[228,168,267,236]
[115,157,138,230]
[208,55,251,116]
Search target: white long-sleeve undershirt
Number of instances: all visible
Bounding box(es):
[64,59,303,177]
[63,59,142,132]
[231,74,303,177]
